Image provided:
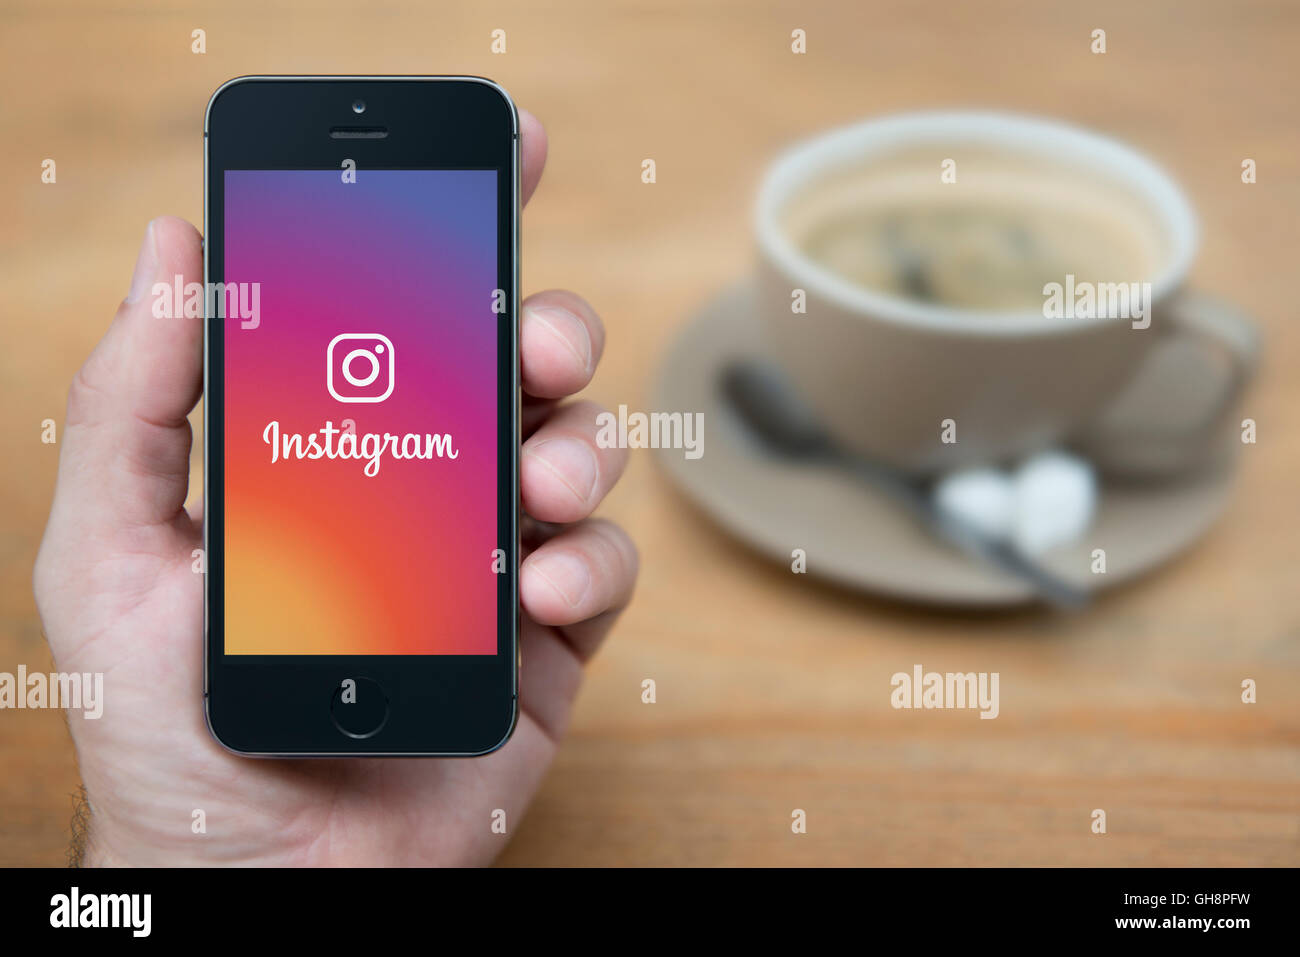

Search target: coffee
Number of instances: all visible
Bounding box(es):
[784,150,1168,312]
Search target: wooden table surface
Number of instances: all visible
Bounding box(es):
[2,0,1297,866]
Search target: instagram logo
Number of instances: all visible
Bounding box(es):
[327,333,395,403]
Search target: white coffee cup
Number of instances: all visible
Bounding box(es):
[755,111,1257,475]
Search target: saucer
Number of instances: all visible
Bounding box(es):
[650,280,1240,606]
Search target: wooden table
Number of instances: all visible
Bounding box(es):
[2,0,1296,866]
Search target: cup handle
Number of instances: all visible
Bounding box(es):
[1152,289,1260,437]
[1073,290,1260,477]
[1105,290,1259,443]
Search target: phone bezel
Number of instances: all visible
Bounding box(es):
[203,76,520,756]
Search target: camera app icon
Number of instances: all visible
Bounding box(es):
[327,333,395,403]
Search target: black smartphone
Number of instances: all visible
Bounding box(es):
[203,76,519,756]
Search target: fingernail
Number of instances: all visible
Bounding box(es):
[125,220,158,304]
[529,306,592,376]
[527,437,598,503]
[529,551,592,608]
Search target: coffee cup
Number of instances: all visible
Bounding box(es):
[754,111,1257,476]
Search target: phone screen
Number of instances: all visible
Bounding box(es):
[221,168,499,655]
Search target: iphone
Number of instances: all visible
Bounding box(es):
[203,77,519,755]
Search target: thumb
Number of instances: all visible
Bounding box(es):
[50,217,204,537]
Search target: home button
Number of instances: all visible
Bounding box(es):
[330,678,389,739]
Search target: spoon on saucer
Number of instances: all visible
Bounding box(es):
[719,359,1090,610]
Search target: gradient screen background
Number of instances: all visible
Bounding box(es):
[223,169,498,654]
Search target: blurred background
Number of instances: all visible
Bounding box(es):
[2,0,1297,865]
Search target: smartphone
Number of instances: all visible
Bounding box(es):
[203,77,519,756]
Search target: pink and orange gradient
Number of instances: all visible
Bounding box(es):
[223,169,499,654]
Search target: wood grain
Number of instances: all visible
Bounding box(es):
[1,0,1296,866]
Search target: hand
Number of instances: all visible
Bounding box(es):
[32,109,637,866]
